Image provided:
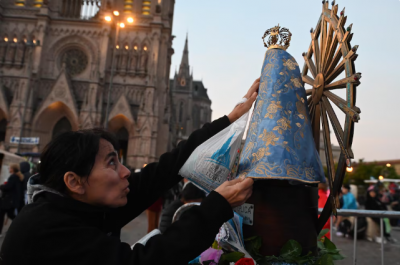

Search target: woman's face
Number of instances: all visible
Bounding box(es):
[9,167,14,174]
[81,139,131,208]
[369,190,376,198]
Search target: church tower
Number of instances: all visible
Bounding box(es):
[170,35,212,145]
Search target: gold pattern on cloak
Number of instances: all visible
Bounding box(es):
[238,50,317,182]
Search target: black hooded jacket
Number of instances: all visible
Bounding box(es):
[19,162,31,193]
[0,174,22,210]
[0,116,233,265]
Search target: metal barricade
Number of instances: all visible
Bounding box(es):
[319,209,400,265]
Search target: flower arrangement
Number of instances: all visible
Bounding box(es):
[190,229,344,265]
[189,240,254,265]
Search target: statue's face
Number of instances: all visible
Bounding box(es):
[80,139,131,208]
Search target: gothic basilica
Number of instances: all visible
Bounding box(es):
[0,0,212,169]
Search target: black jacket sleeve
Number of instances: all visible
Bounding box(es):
[20,191,233,265]
[113,116,231,227]
[128,191,233,265]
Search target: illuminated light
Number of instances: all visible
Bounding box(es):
[33,40,36,45]
[116,45,120,49]
[113,10,120,16]
[143,164,147,168]
[379,176,384,180]
[127,17,134,23]
[119,23,125,28]
[105,16,112,22]
[125,45,129,50]
[134,46,138,50]
[386,163,391,167]
[4,37,8,42]
[143,46,147,51]
[346,167,353,173]
[24,38,27,43]
[13,38,18,43]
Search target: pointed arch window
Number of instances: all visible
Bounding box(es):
[179,102,184,123]
[52,117,72,139]
[116,127,129,165]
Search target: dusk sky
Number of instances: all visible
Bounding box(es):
[169,0,400,162]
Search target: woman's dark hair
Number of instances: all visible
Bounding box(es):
[39,129,119,193]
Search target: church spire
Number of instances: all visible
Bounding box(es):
[179,33,189,78]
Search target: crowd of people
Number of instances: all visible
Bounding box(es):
[321,181,400,244]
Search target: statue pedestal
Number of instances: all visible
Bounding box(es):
[243,180,318,256]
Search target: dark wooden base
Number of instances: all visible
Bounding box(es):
[243,180,318,256]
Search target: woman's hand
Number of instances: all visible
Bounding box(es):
[227,77,260,123]
[215,177,254,208]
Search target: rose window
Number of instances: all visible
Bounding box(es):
[61,49,88,76]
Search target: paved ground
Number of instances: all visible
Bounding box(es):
[333,227,400,265]
[0,212,399,264]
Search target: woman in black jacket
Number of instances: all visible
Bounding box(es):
[0,78,259,265]
[0,164,24,236]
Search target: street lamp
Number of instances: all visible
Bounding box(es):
[17,39,39,153]
[379,175,384,180]
[104,11,134,129]
[346,167,353,173]
[386,163,391,167]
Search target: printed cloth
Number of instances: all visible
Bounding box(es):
[237,48,325,183]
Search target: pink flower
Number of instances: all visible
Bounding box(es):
[235,258,255,265]
[200,247,223,264]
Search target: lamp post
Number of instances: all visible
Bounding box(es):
[104,11,133,129]
[17,39,38,154]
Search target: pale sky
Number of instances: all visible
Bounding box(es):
[169,0,400,162]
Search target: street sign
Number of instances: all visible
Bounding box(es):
[10,136,40,145]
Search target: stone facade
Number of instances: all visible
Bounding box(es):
[0,0,176,169]
[170,36,212,143]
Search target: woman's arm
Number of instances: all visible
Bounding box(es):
[113,115,231,227]
[113,78,260,227]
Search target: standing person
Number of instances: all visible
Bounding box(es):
[0,78,259,265]
[318,182,331,239]
[365,186,394,242]
[18,161,31,212]
[0,164,23,237]
[335,184,357,236]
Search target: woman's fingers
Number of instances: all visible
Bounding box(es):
[215,177,254,207]
[245,78,261,99]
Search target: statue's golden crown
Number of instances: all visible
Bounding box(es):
[262,24,292,51]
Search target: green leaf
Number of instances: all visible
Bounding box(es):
[324,237,337,251]
[220,252,245,263]
[245,236,262,251]
[331,253,346,260]
[318,229,330,241]
[317,241,326,250]
[280,239,302,258]
[318,254,334,265]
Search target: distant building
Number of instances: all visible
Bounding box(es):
[170,36,212,143]
[0,0,176,169]
[318,130,341,168]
